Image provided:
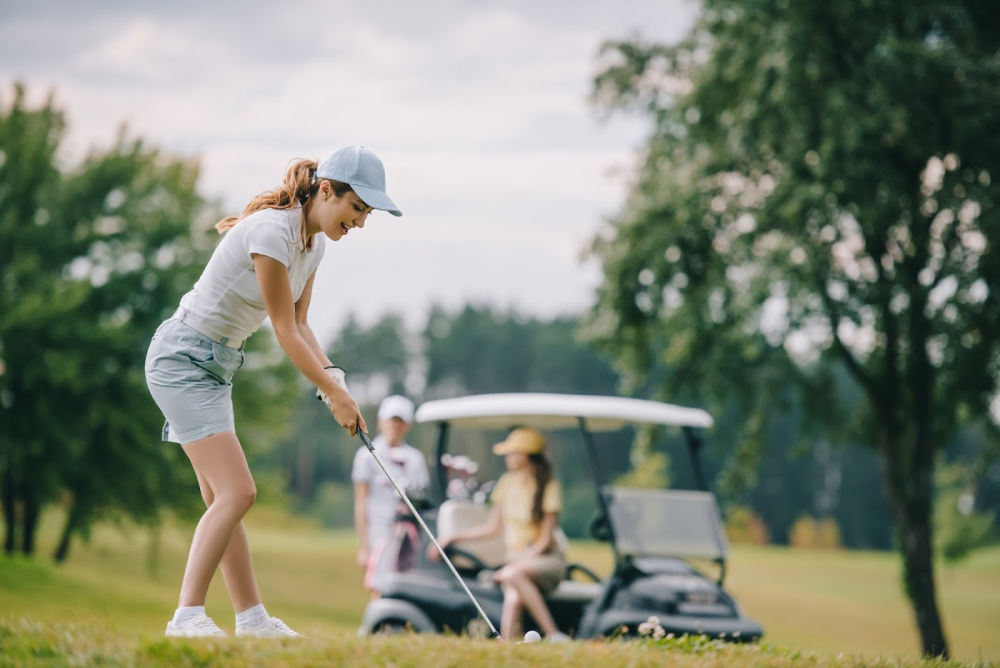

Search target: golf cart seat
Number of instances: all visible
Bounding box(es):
[437,499,573,568]
[437,500,602,601]
[437,500,507,568]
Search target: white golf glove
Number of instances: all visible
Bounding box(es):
[316,365,348,407]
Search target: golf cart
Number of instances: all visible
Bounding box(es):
[357,393,764,641]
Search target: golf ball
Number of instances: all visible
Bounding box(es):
[523,630,541,643]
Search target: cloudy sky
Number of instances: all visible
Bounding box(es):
[1,0,697,344]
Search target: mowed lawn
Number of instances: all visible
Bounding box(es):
[1,506,998,665]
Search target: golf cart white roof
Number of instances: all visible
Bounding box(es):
[414,393,713,432]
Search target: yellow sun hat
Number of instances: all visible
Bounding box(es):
[492,427,546,455]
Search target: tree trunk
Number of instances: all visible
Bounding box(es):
[21,490,39,556]
[879,437,950,658]
[53,498,81,563]
[2,468,15,555]
[898,512,949,658]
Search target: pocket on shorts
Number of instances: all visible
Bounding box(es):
[188,341,243,384]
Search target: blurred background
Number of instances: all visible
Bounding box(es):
[2,0,998,660]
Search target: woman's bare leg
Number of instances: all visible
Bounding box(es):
[192,468,262,612]
[495,565,560,637]
[178,431,257,608]
[499,585,523,639]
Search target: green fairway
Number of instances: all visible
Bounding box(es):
[1,506,997,666]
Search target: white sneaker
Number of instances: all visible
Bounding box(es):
[165,614,227,638]
[235,616,302,638]
[547,632,570,643]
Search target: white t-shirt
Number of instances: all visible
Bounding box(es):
[178,207,325,342]
[352,437,430,550]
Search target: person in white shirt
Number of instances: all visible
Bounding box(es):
[352,395,429,589]
[145,146,402,638]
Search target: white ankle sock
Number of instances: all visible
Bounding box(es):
[235,603,269,628]
[172,605,206,625]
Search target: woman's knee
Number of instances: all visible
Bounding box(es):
[502,584,521,605]
[217,482,256,516]
[497,564,528,583]
[494,566,517,585]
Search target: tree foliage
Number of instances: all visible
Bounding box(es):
[0,84,210,557]
[0,84,299,561]
[587,0,1000,657]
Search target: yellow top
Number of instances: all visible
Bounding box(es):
[491,469,562,554]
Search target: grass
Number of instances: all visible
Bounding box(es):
[1,506,998,666]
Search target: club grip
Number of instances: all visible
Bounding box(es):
[358,426,374,452]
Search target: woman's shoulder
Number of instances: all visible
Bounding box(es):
[238,207,312,257]
[241,207,301,236]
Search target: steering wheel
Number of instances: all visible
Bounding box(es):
[589,512,613,542]
[565,562,602,583]
[442,545,491,573]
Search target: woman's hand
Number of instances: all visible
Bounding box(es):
[427,535,451,562]
[326,386,367,436]
[356,545,369,569]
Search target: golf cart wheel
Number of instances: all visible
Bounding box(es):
[374,620,412,635]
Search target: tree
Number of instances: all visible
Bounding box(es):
[587,0,1000,657]
[0,84,300,561]
[0,84,211,557]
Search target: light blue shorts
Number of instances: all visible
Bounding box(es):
[144,317,245,444]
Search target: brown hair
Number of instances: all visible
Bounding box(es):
[527,453,554,523]
[214,158,354,249]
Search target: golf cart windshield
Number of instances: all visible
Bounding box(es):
[603,488,728,561]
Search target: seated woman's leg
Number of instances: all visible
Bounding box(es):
[499,585,522,639]
[494,563,560,637]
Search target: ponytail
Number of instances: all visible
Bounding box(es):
[528,453,553,523]
[214,159,355,237]
[215,159,316,233]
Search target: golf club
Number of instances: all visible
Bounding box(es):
[356,427,501,639]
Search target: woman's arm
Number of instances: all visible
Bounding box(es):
[253,254,367,435]
[523,512,559,557]
[429,505,503,560]
[294,271,334,368]
[446,505,504,544]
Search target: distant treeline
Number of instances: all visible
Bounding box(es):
[263,305,1000,553]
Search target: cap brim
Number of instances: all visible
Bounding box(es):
[492,441,515,455]
[352,183,402,217]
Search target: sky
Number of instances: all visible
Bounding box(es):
[1,0,698,344]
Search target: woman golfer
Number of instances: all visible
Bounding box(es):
[433,427,569,642]
[145,146,401,637]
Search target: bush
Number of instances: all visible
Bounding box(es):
[788,515,842,549]
[725,506,770,545]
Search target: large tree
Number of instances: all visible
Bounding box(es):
[0,84,212,557]
[587,0,1000,657]
[0,84,298,561]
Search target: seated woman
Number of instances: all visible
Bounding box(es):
[433,427,568,641]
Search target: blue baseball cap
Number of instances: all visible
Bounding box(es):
[316,145,402,217]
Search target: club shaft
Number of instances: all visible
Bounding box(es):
[358,429,501,639]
